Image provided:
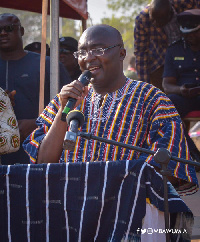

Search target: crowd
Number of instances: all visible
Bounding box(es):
[0,0,200,239]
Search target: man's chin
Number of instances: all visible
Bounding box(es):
[90,77,95,84]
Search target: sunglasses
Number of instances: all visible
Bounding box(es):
[59,48,73,55]
[0,24,20,34]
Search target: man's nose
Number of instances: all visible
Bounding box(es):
[0,29,8,35]
[84,51,96,62]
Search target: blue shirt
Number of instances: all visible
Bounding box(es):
[0,51,71,164]
[163,40,200,86]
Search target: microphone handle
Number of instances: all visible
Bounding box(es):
[62,98,77,119]
[61,70,92,122]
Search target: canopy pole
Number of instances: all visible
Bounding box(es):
[39,0,48,115]
[50,0,59,100]
[81,17,87,32]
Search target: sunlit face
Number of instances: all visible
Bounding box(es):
[0,15,23,51]
[78,27,124,92]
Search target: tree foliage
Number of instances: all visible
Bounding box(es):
[99,0,150,68]
[0,8,81,47]
[107,0,149,12]
[101,15,134,50]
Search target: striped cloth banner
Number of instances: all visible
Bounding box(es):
[0,160,192,241]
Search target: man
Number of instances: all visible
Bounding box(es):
[59,36,82,81]
[0,13,71,165]
[23,24,198,196]
[124,55,138,80]
[134,0,200,91]
[24,41,50,56]
[163,9,200,163]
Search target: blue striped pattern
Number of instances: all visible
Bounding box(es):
[23,79,198,193]
[0,161,194,241]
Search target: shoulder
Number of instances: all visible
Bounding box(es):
[24,51,41,62]
[167,39,185,52]
[0,88,9,112]
[173,0,198,12]
[126,79,162,97]
[0,87,8,99]
[135,5,150,21]
[26,51,40,58]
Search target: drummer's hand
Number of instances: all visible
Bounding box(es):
[59,80,89,110]
[5,89,16,106]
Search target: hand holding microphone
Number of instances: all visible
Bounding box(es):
[61,70,92,122]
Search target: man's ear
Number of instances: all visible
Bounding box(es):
[120,48,126,61]
[20,26,24,36]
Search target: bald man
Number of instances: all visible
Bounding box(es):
[0,13,71,165]
[24,24,198,195]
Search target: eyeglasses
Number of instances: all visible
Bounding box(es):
[0,24,20,34]
[59,48,73,55]
[73,44,121,59]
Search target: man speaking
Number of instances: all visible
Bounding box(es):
[23,24,198,194]
[23,24,198,241]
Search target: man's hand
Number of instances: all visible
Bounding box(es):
[18,119,37,143]
[59,80,89,110]
[180,84,199,98]
[5,90,16,106]
[180,85,190,97]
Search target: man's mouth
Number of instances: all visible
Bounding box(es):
[0,38,9,43]
[88,66,101,74]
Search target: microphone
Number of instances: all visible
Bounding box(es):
[61,70,92,122]
[63,110,85,151]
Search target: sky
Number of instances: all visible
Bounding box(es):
[87,0,112,24]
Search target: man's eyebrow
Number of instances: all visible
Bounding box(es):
[78,43,106,49]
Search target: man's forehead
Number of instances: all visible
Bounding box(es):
[78,29,114,49]
[0,15,20,24]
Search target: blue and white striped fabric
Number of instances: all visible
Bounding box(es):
[0,160,193,241]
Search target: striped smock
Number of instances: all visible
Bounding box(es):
[23,78,198,193]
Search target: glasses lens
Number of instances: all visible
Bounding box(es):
[60,49,71,54]
[92,48,104,56]
[0,25,15,33]
[76,50,87,59]
[73,52,78,58]
[4,25,14,32]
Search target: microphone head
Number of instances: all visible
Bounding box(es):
[78,70,92,86]
[66,110,85,127]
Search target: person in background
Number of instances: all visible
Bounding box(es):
[163,9,200,164]
[0,13,71,165]
[24,41,50,56]
[124,55,138,80]
[134,0,200,91]
[0,87,20,161]
[59,37,82,81]
[23,24,198,197]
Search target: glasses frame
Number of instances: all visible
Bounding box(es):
[73,44,121,59]
[59,48,73,55]
[0,24,20,34]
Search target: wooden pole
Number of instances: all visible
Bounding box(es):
[82,17,87,32]
[39,0,48,115]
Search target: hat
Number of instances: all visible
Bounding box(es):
[177,9,200,33]
[24,42,50,52]
[59,37,78,52]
